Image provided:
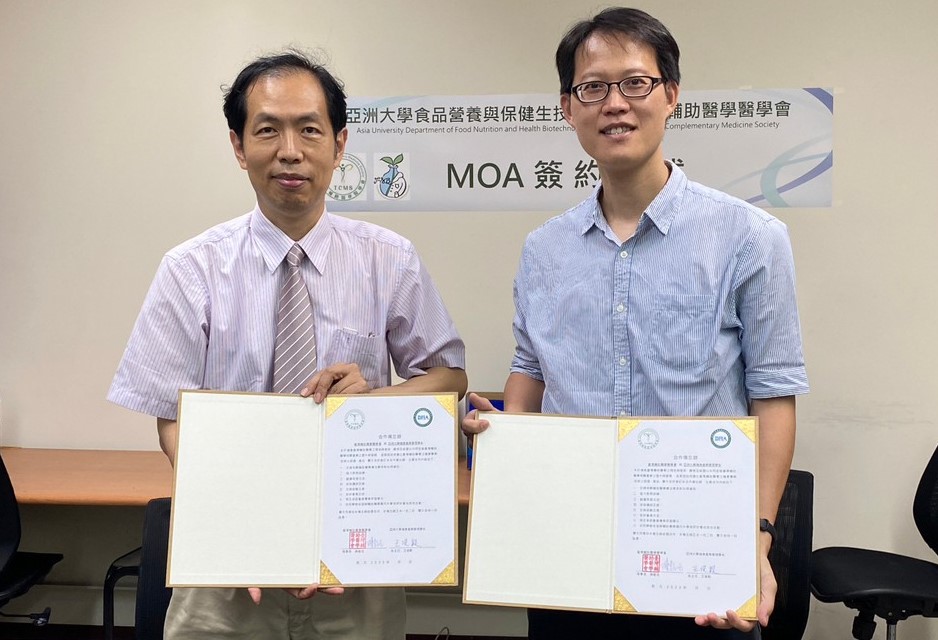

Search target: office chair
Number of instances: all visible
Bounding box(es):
[0,451,63,626]
[763,469,814,640]
[103,544,141,640]
[135,497,172,640]
[103,497,172,640]
[811,443,938,639]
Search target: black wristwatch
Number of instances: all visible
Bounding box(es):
[759,518,777,543]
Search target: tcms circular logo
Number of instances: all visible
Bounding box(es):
[344,409,365,430]
[710,428,731,449]
[413,408,433,427]
[328,154,367,201]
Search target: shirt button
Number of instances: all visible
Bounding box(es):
[619,250,629,258]
[619,356,627,366]
[620,410,627,416]
[616,303,625,313]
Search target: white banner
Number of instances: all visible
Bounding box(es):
[327,88,833,212]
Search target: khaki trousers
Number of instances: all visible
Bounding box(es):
[163,587,406,639]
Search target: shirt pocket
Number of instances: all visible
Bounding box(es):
[649,294,716,371]
[325,328,382,388]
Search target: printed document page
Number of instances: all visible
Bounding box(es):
[615,418,759,618]
[320,394,457,585]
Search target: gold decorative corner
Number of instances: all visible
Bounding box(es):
[435,394,457,419]
[732,419,757,444]
[613,588,637,612]
[325,397,347,419]
[431,561,457,585]
[736,594,758,619]
[320,562,342,586]
[618,419,641,441]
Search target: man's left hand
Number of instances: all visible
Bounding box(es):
[694,550,775,631]
[301,363,370,402]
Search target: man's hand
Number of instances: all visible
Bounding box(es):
[461,392,499,437]
[694,549,775,631]
[301,363,369,403]
[247,585,345,604]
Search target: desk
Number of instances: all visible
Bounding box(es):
[2,447,471,507]
[2,447,174,506]
[3,447,476,628]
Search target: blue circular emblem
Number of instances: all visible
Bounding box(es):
[413,408,433,427]
[710,428,731,449]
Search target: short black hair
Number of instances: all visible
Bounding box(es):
[555,7,681,94]
[223,49,347,139]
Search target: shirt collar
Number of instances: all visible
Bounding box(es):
[576,162,688,237]
[249,205,334,275]
[644,162,686,235]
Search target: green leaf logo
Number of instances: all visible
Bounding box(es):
[380,154,405,168]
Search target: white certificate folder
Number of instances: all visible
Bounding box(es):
[168,390,458,588]
[464,414,759,619]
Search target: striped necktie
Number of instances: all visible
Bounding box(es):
[272,243,317,393]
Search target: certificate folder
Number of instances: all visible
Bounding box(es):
[463,413,758,619]
[168,390,458,588]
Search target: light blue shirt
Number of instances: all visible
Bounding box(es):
[511,164,808,418]
[109,207,465,420]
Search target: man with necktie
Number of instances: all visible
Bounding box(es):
[108,49,466,640]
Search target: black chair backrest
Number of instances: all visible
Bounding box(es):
[912,444,938,557]
[135,497,172,640]
[763,469,814,640]
[0,453,22,573]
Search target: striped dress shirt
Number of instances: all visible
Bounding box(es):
[108,206,465,420]
[511,164,808,418]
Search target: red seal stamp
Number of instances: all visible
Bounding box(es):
[642,553,661,573]
[349,529,367,549]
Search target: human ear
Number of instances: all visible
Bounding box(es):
[664,82,680,114]
[560,94,575,130]
[332,127,349,169]
[229,130,248,170]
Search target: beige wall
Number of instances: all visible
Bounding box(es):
[2,1,937,637]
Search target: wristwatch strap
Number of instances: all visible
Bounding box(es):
[759,518,777,542]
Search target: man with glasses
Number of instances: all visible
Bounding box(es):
[463,7,808,639]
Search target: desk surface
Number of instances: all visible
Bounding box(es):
[2,447,471,507]
[1,447,175,506]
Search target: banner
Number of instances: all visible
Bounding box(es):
[327,88,833,212]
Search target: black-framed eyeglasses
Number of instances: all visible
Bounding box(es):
[571,76,664,104]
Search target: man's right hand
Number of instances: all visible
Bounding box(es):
[461,392,499,437]
[300,363,370,403]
